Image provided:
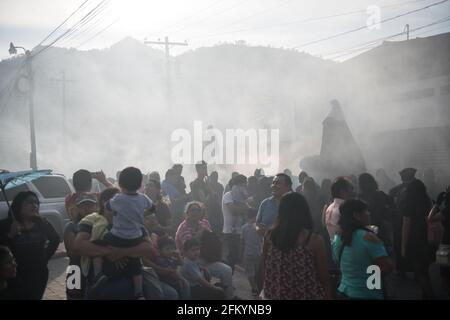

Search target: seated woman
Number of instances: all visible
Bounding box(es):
[175,201,212,254]
[332,199,393,300]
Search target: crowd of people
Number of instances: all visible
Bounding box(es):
[0,162,449,300]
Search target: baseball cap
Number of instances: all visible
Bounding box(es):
[75,193,97,206]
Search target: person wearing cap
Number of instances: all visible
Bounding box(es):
[74,187,164,300]
[401,179,435,299]
[91,167,154,300]
[75,193,98,218]
[65,169,113,222]
[389,167,417,277]
[63,192,98,299]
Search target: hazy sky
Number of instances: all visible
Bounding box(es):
[1,0,449,61]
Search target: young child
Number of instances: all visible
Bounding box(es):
[240,208,262,298]
[154,236,190,299]
[91,167,154,299]
[180,239,225,300]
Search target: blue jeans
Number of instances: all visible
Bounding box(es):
[87,267,164,299]
[202,261,233,299]
[160,280,191,299]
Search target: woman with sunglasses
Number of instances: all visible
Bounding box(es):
[175,201,212,254]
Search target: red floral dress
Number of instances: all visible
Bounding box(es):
[263,232,325,300]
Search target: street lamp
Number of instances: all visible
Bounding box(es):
[9,42,37,171]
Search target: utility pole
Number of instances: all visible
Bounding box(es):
[144,37,188,114]
[9,43,37,170]
[144,37,188,165]
[404,24,410,40]
[50,70,75,146]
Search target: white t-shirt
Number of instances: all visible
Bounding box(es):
[222,191,235,234]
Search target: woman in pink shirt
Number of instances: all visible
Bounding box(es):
[175,201,212,253]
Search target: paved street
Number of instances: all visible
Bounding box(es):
[44,250,254,300]
[44,245,449,300]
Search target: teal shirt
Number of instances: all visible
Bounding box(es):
[332,229,387,300]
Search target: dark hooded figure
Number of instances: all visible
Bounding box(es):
[320,99,366,177]
[358,173,394,247]
[389,167,417,276]
[401,179,434,299]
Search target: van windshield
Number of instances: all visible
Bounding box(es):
[33,176,72,199]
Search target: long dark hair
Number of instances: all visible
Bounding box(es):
[146,179,162,201]
[269,192,313,252]
[10,191,40,223]
[358,173,378,194]
[405,179,431,213]
[338,199,369,247]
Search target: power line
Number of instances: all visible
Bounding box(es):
[189,0,431,40]
[46,0,111,52]
[76,18,120,49]
[327,15,450,59]
[291,0,449,49]
[36,17,119,67]
[34,0,91,48]
[412,21,450,36]
[169,0,253,35]
[146,0,228,38]
[56,0,113,48]
[58,15,106,47]
[32,0,110,58]
[326,15,450,61]
[201,0,296,33]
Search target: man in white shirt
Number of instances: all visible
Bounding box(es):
[222,183,249,273]
[324,177,354,240]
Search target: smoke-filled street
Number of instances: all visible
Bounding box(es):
[1,0,450,305]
